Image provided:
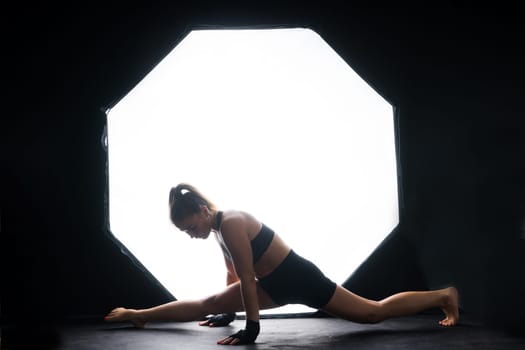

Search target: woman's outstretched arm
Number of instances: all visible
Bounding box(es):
[216,217,260,345]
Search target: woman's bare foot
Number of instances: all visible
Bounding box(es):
[439,287,459,326]
[104,307,146,328]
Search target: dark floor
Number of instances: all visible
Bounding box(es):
[2,314,524,349]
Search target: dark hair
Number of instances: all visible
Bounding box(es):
[169,183,216,223]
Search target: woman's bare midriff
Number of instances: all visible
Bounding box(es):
[253,233,291,278]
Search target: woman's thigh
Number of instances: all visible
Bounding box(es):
[206,281,281,314]
[321,285,381,323]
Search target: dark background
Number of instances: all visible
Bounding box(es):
[4,1,524,341]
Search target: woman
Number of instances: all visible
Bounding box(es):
[104,183,459,345]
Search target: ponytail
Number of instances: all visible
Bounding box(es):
[169,183,216,223]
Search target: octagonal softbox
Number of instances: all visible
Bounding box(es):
[105,28,399,314]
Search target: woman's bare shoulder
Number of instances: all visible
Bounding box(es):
[221,210,261,236]
[222,209,258,222]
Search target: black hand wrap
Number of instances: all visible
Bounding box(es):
[229,320,260,344]
[207,313,236,327]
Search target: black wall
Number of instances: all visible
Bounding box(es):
[4,2,524,336]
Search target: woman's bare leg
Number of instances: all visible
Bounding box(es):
[322,286,459,326]
[104,281,278,327]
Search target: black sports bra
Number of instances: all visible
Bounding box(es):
[216,211,275,264]
[250,223,275,264]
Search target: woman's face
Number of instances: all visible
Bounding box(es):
[175,208,211,239]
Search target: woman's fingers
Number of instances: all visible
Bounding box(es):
[217,336,240,345]
[198,319,211,326]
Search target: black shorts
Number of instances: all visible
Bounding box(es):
[258,250,337,309]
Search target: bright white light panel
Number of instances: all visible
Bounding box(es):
[107,28,398,315]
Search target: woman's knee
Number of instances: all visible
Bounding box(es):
[364,302,386,324]
[202,294,223,314]
[352,301,385,324]
[202,287,240,314]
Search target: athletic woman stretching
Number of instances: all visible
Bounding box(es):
[104,183,459,345]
